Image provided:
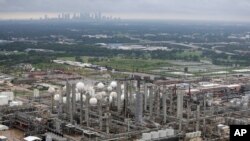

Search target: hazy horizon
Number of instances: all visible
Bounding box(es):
[0,0,250,22]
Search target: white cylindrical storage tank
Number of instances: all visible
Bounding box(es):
[75,93,81,101]
[109,96,113,103]
[190,132,195,138]
[0,95,8,106]
[121,84,125,90]
[197,131,201,137]
[54,94,60,101]
[166,129,174,136]
[75,93,86,102]
[151,131,159,139]
[63,97,67,104]
[46,135,52,141]
[89,97,98,106]
[142,133,151,141]
[9,101,23,107]
[33,89,39,98]
[194,131,199,137]
[159,130,167,138]
[185,133,191,138]
[121,94,125,101]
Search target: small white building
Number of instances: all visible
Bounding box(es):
[0,136,7,141]
[23,136,42,141]
[0,125,9,131]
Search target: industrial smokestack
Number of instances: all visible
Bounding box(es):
[135,80,143,124]
[117,81,121,112]
[66,81,71,117]
[163,87,167,123]
[177,89,184,119]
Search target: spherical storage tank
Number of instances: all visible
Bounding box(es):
[89,97,98,106]
[54,94,60,101]
[110,81,117,88]
[97,82,105,89]
[76,82,85,91]
[107,86,113,91]
[110,92,117,98]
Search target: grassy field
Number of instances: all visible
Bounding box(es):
[92,58,171,72]
[57,56,172,73]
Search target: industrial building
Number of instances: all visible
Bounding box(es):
[1,73,250,141]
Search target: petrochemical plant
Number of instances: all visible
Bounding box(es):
[1,72,250,141]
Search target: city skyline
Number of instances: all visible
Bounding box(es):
[0,0,250,22]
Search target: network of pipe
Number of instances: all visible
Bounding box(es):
[46,78,212,140]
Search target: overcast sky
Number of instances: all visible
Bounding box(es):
[0,0,250,21]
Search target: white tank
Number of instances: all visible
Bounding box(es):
[185,133,191,138]
[100,91,107,97]
[166,129,174,136]
[110,92,117,98]
[197,131,201,137]
[121,84,125,90]
[107,86,113,91]
[9,101,23,107]
[89,97,98,106]
[88,86,95,96]
[151,131,159,139]
[63,97,67,104]
[97,82,105,89]
[194,131,199,137]
[0,91,14,101]
[147,89,150,97]
[0,95,8,106]
[75,93,80,101]
[159,130,167,138]
[110,81,117,88]
[121,94,125,101]
[33,89,39,98]
[142,133,151,141]
[190,132,195,138]
[54,94,60,101]
[48,87,55,94]
[76,82,85,91]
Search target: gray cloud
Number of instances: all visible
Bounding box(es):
[0,0,250,21]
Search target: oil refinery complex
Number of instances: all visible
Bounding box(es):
[1,68,250,141]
